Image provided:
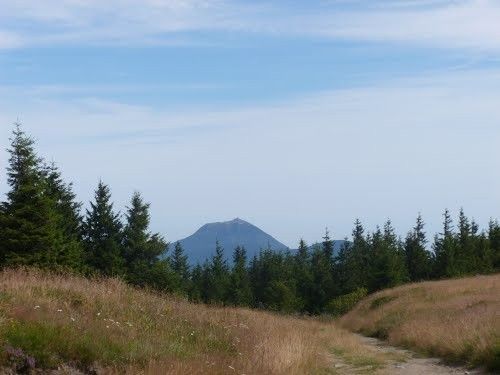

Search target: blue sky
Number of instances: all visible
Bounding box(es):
[1,0,500,247]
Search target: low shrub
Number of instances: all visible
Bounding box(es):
[325,288,368,316]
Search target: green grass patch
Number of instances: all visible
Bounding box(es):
[370,295,397,310]
[0,321,129,370]
[329,347,384,372]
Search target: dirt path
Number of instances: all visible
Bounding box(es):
[331,335,486,375]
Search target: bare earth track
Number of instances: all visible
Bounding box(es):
[331,334,486,375]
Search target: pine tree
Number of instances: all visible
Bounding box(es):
[433,209,458,278]
[40,162,84,270]
[0,124,66,268]
[294,239,313,312]
[381,220,407,288]
[342,219,370,293]
[309,229,337,313]
[249,248,297,312]
[202,241,230,304]
[404,214,432,281]
[122,191,167,286]
[322,228,334,260]
[188,264,204,302]
[228,246,252,306]
[455,208,476,275]
[334,238,350,295]
[310,245,329,313]
[488,220,500,270]
[171,242,189,282]
[474,232,493,273]
[82,181,124,276]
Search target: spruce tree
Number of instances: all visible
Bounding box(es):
[310,245,329,313]
[188,264,204,302]
[433,209,457,277]
[488,220,500,270]
[122,191,167,285]
[41,162,84,270]
[381,220,407,288]
[343,219,370,292]
[404,214,432,281]
[294,239,313,312]
[228,246,252,306]
[170,241,190,293]
[202,241,230,304]
[456,209,476,275]
[334,238,351,295]
[0,124,66,268]
[309,229,336,312]
[82,181,124,276]
[474,232,493,273]
[171,242,189,282]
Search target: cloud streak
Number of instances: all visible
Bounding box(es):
[0,0,500,51]
[1,68,500,244]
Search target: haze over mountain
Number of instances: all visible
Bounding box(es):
[169,218,345,264]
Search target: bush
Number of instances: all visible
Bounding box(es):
[1,321,128,370]
[326,288,368,316]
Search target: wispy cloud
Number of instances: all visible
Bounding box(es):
[316,0,500,50]
[1,67,500,243]
[0,30,23,49]
[1,1,499,51]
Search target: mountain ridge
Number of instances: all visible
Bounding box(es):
[168,218,346,264]
[170,218,288,264]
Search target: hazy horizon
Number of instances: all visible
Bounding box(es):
[1,0,500,247]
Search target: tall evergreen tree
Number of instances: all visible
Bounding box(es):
[455,208,476,275]
[294,239,313,312]
[249,248,297,312]
[171,242,190,283]
[309,229,337,312]
[82,181,124,276]
[371,220,407,290]
[188,264,204,302]
[474,232,493,274]
[202,241,230,304]
[342,219,370,293]
[41,162,84,270]
[404,214,432,281]
[228,246,252,306]
[0,124,66,268]
[433,209,458,278]
[488,220,500,270]
[122,192,167,285]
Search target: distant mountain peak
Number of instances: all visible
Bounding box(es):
[172,218,288,264]
[231,217,246,224]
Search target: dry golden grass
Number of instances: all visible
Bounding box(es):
[0,268,387,374]
[339,274,500,371]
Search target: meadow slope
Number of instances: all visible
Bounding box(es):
[340,274,500,371]
[0,268,391,374]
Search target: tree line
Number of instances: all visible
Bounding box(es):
[0,124,499,314]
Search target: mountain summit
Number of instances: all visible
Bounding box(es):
[172,218,288,264]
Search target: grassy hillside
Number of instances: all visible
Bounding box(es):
[339,274,500,371]
[0,268,390,374]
